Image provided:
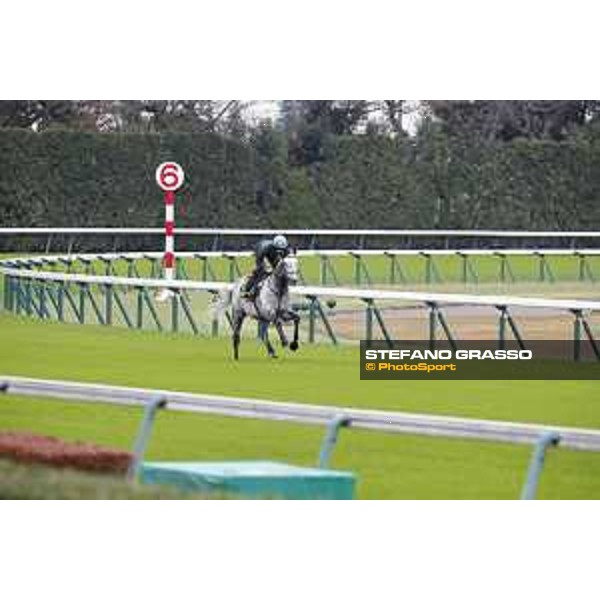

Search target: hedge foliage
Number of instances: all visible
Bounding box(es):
[2,126,600,234]
[0,128,266,229]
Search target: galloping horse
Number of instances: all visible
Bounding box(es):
[218,254,301,360]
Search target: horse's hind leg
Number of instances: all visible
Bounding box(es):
[259,320,277,358]
[232,310,245,360]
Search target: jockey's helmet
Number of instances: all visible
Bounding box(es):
[273,234,288,250]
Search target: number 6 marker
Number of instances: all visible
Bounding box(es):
[155,161,185,301]
[155,162,185,191]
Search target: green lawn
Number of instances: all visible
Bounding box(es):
[1,312,599,427]
[1,312,600,498]
[0,458,213,500]
[3,394,600,499]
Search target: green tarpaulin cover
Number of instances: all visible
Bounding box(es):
[141,461,356,499]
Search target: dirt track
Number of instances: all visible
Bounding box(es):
[0,432,132,473]
[328,304,595,341]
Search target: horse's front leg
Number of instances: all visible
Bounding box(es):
[290,311,300,351]
[281,310,300,351]
[275,319,289,348]
[259,320,277,358]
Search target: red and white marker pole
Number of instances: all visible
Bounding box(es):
[155,162,185,299]
[163,189,176,280]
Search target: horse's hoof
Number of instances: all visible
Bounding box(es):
[270,354,278,359]
[289,341,299,352]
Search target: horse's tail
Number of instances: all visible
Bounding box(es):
[211,287,233,321]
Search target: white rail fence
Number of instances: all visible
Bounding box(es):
[4,375,597,499]
[3,227,600,237]
[3,227,600,254]
[4,264,600,311]
[4,247,600,287]
[2,258,600,357]
[3,375,600,451]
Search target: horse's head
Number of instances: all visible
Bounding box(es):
[275,254,299,284]
[284,255,299,283]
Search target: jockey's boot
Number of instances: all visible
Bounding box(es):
[240,283,251,299]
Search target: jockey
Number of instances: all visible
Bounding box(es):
[242,234,291,299]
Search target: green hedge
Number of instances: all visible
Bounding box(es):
[2,127,600,235]
[0,128,266,229]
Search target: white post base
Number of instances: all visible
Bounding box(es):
[155,288,176,302]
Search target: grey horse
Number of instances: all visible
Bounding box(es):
[218,254,301,360]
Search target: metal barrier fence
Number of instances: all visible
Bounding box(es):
[5,374,600,450]
[3,227,600,253]
[2,254,600,359]
[4,248,600,286]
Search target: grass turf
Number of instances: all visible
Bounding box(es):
[0,458,213,499]
[2,394,600,499]
[1,312,599,428]
[1,312,600,498]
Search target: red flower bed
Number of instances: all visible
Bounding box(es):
[0,432,133,473]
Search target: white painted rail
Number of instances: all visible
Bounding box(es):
[2,264,600,311]
[2,228,600,237]
[3,375,600,451]
[6,248,600,263]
